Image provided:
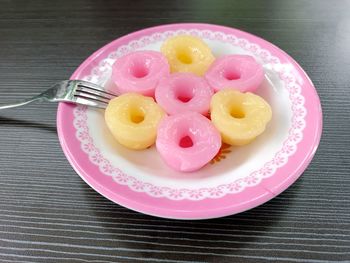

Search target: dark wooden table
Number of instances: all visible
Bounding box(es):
[0,0,349,262]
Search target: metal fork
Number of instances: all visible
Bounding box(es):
[0,80,117,110]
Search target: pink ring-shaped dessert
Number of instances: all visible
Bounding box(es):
[155,73,213,116]
[205,54,264,93]
[111,51,170,97]
[156,112,222,172]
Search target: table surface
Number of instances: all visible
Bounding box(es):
[0,0,349,262]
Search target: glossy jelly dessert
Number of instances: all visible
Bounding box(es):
[156,112,221,172]
[210,89,272,146]
[205,55,264,93]
[155,73,213,116]
[105,93,165,150]
[161,35,215,76]
[111,51,170,97]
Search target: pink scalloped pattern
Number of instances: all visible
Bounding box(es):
[73,29,306,201]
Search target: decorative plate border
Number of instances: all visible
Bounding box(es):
[72,29,306,201]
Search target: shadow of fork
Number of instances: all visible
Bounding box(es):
[0,115,57,133]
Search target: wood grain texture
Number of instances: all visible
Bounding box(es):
[0,0,349,262]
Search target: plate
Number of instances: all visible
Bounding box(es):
[57,23,322,219]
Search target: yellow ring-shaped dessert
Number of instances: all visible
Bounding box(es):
[105,93,166,150]
[161,35,215,76]
[210,89,272,146]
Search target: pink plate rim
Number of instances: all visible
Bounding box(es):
[56,23,322,220]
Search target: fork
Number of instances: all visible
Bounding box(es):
[0,80,117,110]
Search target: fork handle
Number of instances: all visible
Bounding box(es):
[0,96,44,110]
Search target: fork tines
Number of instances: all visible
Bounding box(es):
[73,81,117,108]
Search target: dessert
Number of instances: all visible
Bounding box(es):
[111,51,170,97]
[105,93,165,150]
[161,35,214,76]
[205,54,264,93]
[155,72,213,116]
[156,112,221,172]
[210,89,272,146]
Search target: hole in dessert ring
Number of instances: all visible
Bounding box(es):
[179,135,194,148]
[224,68,241,80]
[130,62,149,78]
